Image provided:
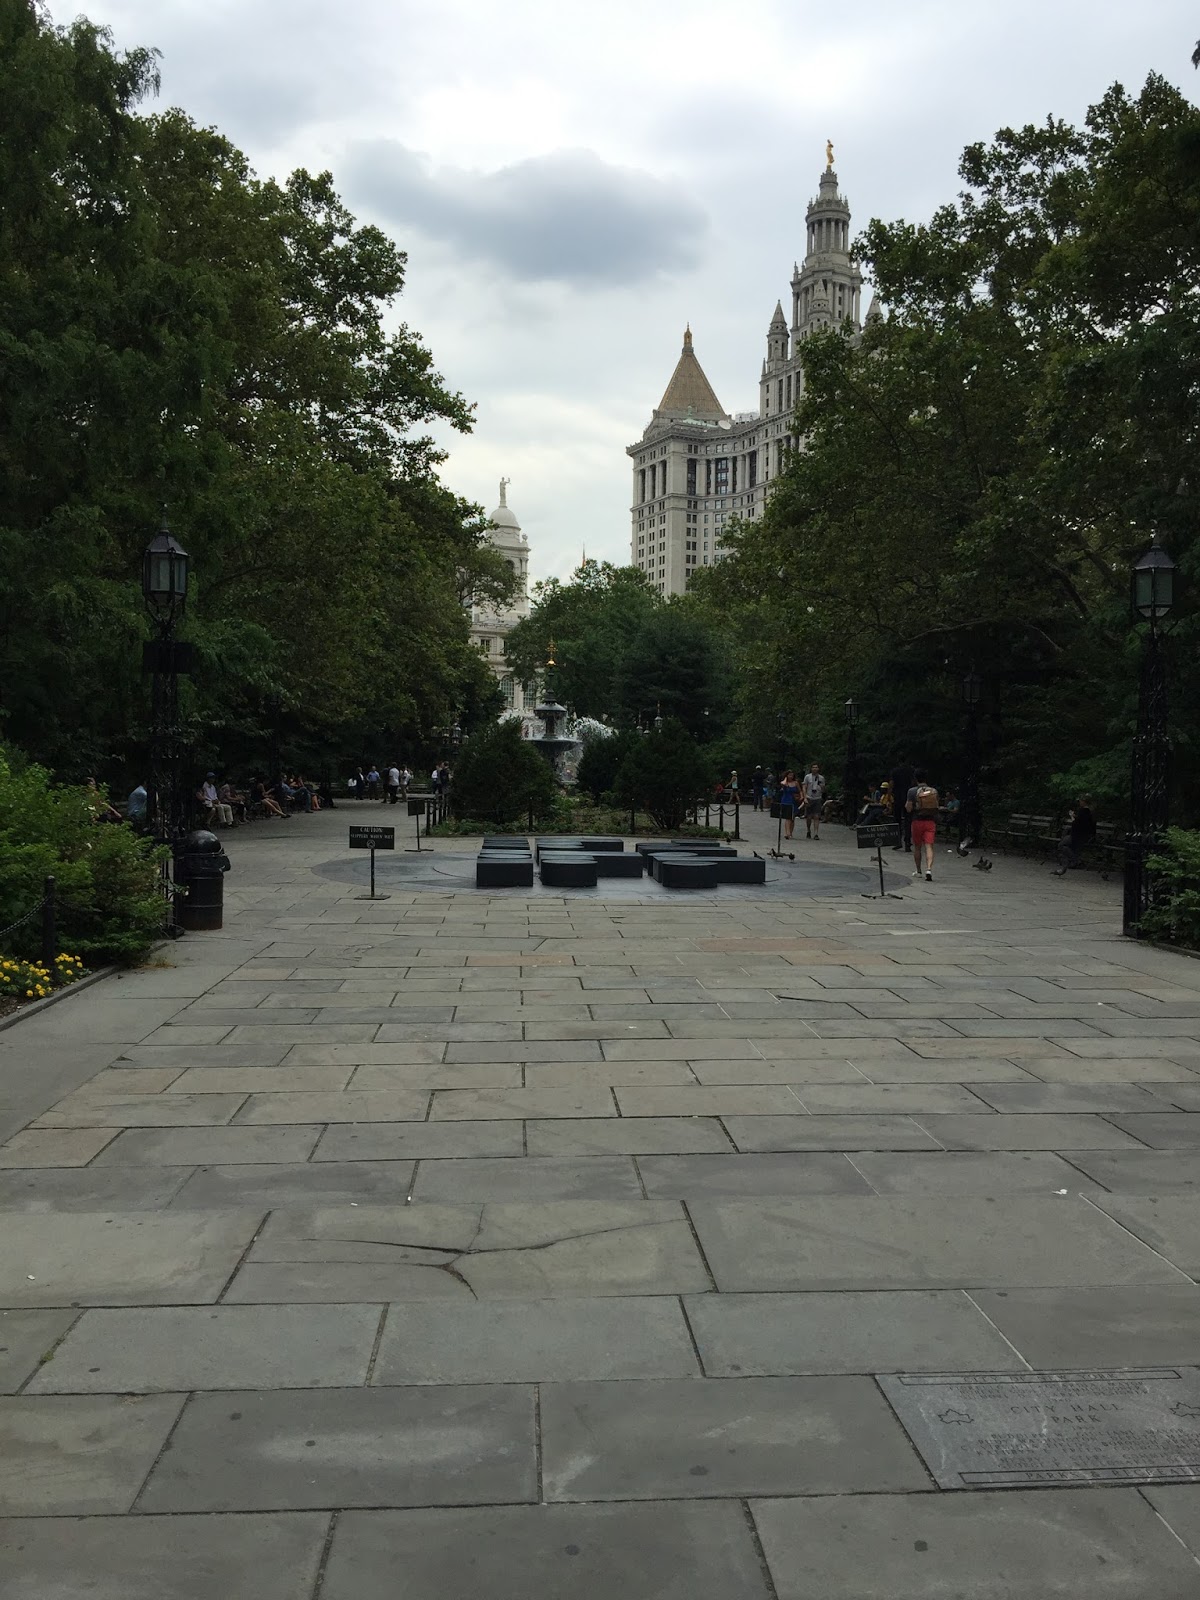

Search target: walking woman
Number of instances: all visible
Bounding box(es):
[779,770,801,841]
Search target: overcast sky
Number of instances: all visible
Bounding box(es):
[51,0,1198,583]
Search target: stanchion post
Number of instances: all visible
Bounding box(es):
[733,797,741,841]
[369,847,376,899]
[41,875,56,966]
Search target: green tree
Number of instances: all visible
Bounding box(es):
[700,74,1200,824]
[576,728,638,803]
[449,720,557,826]
[503,561,660,717]
[614,720,708,831]
[0,7,511,780]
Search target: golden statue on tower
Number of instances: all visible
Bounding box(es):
[826,139,834,170]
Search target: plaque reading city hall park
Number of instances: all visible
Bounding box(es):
[879,1369,1200,1489]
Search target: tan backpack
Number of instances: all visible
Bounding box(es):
[915,784,939,814]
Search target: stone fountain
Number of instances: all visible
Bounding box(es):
[531,644,580,777]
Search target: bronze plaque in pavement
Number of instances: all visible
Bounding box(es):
[878,1369,1200,1489]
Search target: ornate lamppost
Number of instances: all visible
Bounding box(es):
[843,698,859,823]
[959,669,982,848]
[1124,537,1176,937]
[141,509,190,844]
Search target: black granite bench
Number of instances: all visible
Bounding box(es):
[539,853,598,888]
[635,841,734,857]
[535,838,586,861]
[657,856,718,890]
[711,856,766,884]
[476,853,534,888]
[482,836,531,850]
[590,852,644,878]
[535,837,623,860]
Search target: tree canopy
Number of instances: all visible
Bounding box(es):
[0,5,512,780]
[695,74,1200,820]
[504,559,731,736]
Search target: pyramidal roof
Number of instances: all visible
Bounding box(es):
[654,326,727,422]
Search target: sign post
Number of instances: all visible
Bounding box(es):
[406,797,427,853]
[856,821,902,899]
[349,825,395,899]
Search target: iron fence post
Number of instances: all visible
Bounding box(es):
[41,876,56,967]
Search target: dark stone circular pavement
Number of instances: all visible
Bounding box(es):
[313,847,903,901]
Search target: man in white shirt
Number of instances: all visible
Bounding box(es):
[199,773,233,827]
[386,765,400,804]
[399,766,412,797]
[801,762,826,840]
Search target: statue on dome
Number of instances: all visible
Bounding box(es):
[826,139,834,170]
[499,476,511,505]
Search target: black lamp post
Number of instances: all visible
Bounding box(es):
[141,509,190,844]
[843,698,859,824]
[1124,536,1176,937]
[959,669,983,848]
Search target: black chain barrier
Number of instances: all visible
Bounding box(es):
[0,877,57,965]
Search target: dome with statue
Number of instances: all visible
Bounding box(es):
[469,478,534,730]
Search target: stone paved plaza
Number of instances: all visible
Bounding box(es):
[4,805,1200,1595]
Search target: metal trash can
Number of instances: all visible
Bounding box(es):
[174,829,231,931]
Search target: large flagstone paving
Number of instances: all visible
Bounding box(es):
[3,805,1200,1592]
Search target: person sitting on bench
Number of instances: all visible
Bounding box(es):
[1052,795,1096,875]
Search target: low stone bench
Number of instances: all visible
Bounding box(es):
[482,836,531,850]
[711,856,766,884]
[535,838,584,861]
[657,856,718,890]
[635,841,734,857]
[539,853,598,888]
[476,853,534,888]
[590,852,644,878]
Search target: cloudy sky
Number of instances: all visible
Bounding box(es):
[50,0,1197,582]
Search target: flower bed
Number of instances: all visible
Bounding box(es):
[0,952,86,1020]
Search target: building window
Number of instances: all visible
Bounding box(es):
[638,469,646,504]
[748,450,757,488]
[479,637,491,653]
[500,675,514,708]
[686,459,696,495]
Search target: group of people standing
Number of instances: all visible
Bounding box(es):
[348,763,451,804]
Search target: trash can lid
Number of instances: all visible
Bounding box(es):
[184,829,223,852]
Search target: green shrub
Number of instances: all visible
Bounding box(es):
[448,720,559,826]
[614,719,709,832]
[576,729,636,804]
[0,747,166,965]
[1140,828,1200,948]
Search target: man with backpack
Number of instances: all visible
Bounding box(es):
[905,769,940,881]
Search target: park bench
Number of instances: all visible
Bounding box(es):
[999,813,1058,855]
[1075,821,1123,880]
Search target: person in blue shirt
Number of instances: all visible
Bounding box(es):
[126,783,148,829]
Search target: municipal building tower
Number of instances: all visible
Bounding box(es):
[628,153,862,595]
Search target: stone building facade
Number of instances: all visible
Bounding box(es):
[628,158,864,595]
[469,478,534,723]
